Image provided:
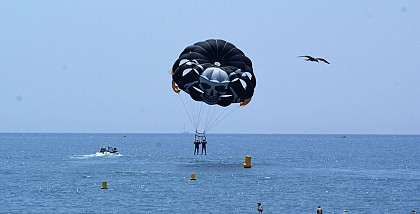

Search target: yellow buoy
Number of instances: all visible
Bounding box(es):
[190,173,197,180]
[243,155,252,168]
[101,181,108,189]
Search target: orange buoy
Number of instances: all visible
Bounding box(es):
[243,155,252,168]
[101,181,108,189]
[190,173,197,180]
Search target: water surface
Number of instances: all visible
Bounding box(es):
[1,134,419,213]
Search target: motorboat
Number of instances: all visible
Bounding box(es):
[99,146,119,155]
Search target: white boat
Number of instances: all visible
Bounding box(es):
[99,146,119,155]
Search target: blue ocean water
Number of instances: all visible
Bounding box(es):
[0,133,419,213]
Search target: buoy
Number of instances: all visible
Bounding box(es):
[101,181,108,189]
[190,173,197,180]
[243,155,252,168]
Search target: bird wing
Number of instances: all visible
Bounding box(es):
[316,58,330,64]
[298,55,311,58]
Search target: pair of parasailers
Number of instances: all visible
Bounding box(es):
[193,138,207,155]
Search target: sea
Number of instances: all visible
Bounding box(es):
[0,133,418,213]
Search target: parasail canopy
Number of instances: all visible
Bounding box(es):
[172,39,256,107]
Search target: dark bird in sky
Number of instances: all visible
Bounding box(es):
[299,55,330,64]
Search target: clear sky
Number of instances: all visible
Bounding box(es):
[1,1,419,134]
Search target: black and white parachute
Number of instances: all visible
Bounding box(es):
[172,39,256,107]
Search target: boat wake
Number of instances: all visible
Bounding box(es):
[71,152,123,159]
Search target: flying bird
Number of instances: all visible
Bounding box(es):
[299,55,330,64]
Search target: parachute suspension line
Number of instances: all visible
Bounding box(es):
[178,92,208,133]
[207,105,239,132]
[204,105,221,131]
[177,91,241,133]
[189,97,199,131]
[206,107,227,131]
[187,95,196,128]
[203,105,215,133]
[196,100,206,132]
[178,93,195,130]
[204,104,240,133]
[185,93,198,129]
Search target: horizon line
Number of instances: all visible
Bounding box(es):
[0,132,419,136]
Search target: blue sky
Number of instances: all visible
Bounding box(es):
[1,1,419,134]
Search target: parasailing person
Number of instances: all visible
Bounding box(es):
[201,136,207,155]
[193,136,201,155]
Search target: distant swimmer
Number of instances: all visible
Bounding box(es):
[257,202,263,213]
[317,206,323,214]
[411,211,416,214]
[343,210,348,214]
[299,55,330,64]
